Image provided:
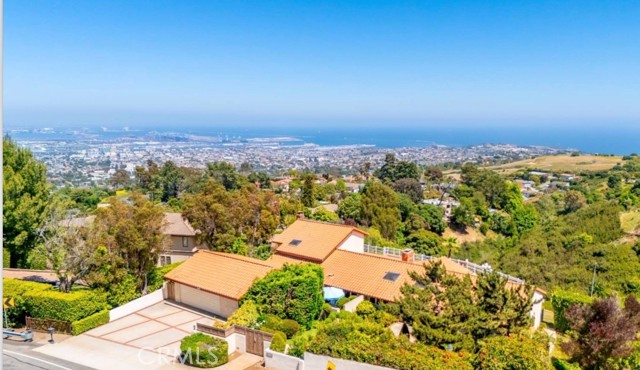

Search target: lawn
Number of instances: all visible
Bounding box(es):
[621,210,640,234]
[487,154,622,174]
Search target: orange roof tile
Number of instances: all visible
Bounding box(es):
[321,251,481,302]
[164,251,273,300]
[265,254,306,268]
[271,219,367,262]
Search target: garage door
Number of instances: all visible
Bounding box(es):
[176,284,238,318]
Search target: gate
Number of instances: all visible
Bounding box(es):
[167,281,175,300]
[245,327,265,356]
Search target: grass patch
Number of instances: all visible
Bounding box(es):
[487,155,621,174]
[621,210,640,234]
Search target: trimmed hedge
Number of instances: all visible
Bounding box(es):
[148,262,183,293]
[225,300,260,328]
[355,301,376,317]
[180,333,228,368]
[71,310,110,335]
[551,290,593,332]
[269,331,287,353]
[3,279,53,326]
[24,289,108,322]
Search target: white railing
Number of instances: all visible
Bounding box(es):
[363,244,524,284]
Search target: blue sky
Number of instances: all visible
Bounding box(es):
[4,0,640,128]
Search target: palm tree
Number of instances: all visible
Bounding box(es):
[443,236,459,258]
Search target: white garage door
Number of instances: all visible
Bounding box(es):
[176,284,238,318]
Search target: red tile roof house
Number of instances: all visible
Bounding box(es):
[164,217,546,328]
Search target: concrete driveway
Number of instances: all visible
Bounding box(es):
[34,301,221,369]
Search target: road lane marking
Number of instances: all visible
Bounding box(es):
[3,349,74,370]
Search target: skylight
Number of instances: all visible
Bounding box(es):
[383,272,400,282]
[289,239,302,246]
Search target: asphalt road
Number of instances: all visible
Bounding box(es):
[3,339,95,370]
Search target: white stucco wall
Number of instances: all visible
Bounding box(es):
[342,295,365,313]
[109,287,165,322]
[531,290,545,329]
[265,348,304,370]
[337,233,365,253]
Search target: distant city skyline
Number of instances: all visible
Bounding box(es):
[4,1,640,127]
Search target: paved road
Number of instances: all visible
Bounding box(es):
[3,340,95,370]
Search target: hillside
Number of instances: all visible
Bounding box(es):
[487,154,622,174]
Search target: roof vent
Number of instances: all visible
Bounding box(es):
[383,272,400,282]
[289,239,302,246]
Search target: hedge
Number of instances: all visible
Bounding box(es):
[551,290,593,332]
[337,295,356,308]
[24,289,108,322]
[148,262,183,293]
[3,279,53,326]
[71,310,110,335]
[180,333,228,368]
[3,248,10,268]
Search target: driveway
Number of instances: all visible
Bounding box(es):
[33,301,260,369]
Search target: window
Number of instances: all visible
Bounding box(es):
[160,256,172,266]
[383,272,400,282]
[289,239,302,246]
[182,236,189,248]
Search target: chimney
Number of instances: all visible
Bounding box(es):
[401,249,414,263]
[297,211,305,220]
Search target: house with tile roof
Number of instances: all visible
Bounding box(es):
[163,216,545,327]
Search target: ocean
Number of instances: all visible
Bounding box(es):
[5,123,640,155]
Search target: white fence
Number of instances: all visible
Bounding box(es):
[264,349,304,370]
[109,286,165,321]
[363,245,524,284]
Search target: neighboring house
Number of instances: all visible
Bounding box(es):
[165,217,547,327]
[270,218,367,262]
[60,213,205,267]
[159,213,206,266]
[163,251,273,318]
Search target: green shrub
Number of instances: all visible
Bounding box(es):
[106,275,141,308]
[71,310,110,335]
[309,314,473,369]
[337,295,356,308]
[242,263,324,328]
[551,358,582,370]
[148,262,183,292]
[269,331,287,353]
[180,333,228,368]
[372,310,398,327]
[226,301,260,328]
[355,301,376,317]
[24,289,107,322]
[261,315,300,338]
[551,290,593,332]
[319,303,333,320]
[474,335,551,370]
[3,248,10,268]
[2,279,53,326]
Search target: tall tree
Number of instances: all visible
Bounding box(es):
[182,180,234,249]
[301,173,316,208]
[206,161,243,190]
[91,192,167,293]
[159,160,184,201]
[392,178,423,203]
[3,136,50,267]
[36,199,95,292]
[389,261,533,351]
[361,181,401,240]
[110,168,131,189]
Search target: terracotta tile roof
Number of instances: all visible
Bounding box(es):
[164,213,197,236]
[265,254,306,268]
[321,250,426,302]
[320,251,482,302]
[163,251,273,301]
[271,220,367,262]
